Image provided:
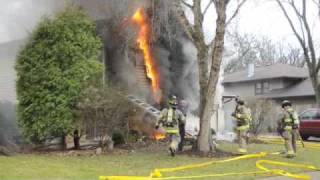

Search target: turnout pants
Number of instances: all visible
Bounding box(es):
[283,129,298,156]
[237,126,249,154]
[169,134,181,152]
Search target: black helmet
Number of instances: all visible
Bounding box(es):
[281,100,291,108]
[236,97,245,105]
[168,95,178,108]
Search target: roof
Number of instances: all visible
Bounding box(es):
[222,63,309,84]
[262,77,315,99]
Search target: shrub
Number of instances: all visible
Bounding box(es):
[15,7,102,143]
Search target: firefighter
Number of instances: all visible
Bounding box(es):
[279,100,299,158]
[232,97,251,154]
[156,95,185,157]
[178,99,188,151]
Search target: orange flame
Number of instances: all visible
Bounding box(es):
[131,8,161,102]
[154,131,166,140]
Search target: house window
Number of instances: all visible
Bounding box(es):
[255,82,262,94]
[263,81,269,92]
[255,81,269,95]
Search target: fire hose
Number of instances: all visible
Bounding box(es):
[99,151,320,180]
[258,136,320,150]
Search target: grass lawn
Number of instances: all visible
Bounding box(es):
[0,142,319,180]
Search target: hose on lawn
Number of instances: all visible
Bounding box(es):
[99,151,320,180]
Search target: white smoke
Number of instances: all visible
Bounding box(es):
[0,0,65,43]
[178,37,199,112]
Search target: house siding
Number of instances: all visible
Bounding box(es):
[269,79,285,90]
[223,78,317,133]
[224,81,255,97]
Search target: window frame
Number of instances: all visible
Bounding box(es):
[255,82,262,95]
[255,81,269,95]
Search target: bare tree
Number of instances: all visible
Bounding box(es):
[225,32,305,73]
[312,0,320,18]
[246,98,275,136]
[276,0,320,107]
[174,0,246,153]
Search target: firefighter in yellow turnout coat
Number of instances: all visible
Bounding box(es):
[156,95,185,157]
[279,100,300,158]
[232,98,252,154]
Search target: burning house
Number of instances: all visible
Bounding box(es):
[77,0,203,137]
[0,0,205,142]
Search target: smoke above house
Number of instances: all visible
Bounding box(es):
[0,0,64,43]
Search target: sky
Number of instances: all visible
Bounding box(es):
[0,0,319,46]
[201,0,320,47]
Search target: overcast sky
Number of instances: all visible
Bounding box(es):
[201,0,320,47]
[0,0,319,47]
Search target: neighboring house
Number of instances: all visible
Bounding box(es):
[222,63,317,132]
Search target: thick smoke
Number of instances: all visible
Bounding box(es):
[153,46,172,101]
[177,38,199,112]
[0,0,65,43]
[0,0,65,146]
[0,102,18,146]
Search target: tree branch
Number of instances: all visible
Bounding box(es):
[173,0,195,42]
[313,0,320,17]
[226,0,247,26]
[276,0,310,66]
[203,0,213,16]
[316,57,320,72]
[288,0,306,47]
[181,0,193,9]
[300,0,317,69]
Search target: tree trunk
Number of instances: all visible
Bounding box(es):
[310,74,320,107]
[197,49,209,113]
[73,130,80,150]
[197,0,227,153]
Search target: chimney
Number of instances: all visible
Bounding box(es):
[247,63,254,78]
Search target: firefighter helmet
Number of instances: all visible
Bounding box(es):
[281,100,292,108]
[236,97,245,105]
[169,95,178,108]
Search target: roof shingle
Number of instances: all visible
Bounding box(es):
[223,63,309,83]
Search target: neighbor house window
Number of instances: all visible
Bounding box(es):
[263,81,270,93]
[255,82,262,94]
[255,81,269,95]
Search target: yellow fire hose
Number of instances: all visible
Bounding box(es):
[99,151,320,180]
[258,136,320,150]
